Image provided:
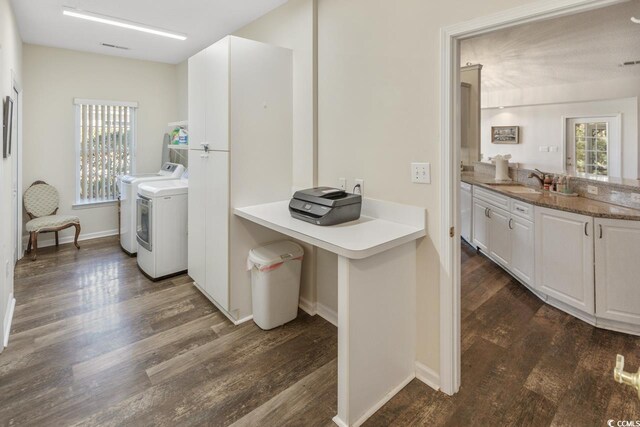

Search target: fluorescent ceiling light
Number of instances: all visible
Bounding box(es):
[62,7,187,41]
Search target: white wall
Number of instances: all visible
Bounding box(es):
[176,60,188,121]
[23,44,179,246]
[0,0,23,349]
[482,97,638,177]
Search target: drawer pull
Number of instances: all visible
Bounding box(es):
[599,224,603,239]
[516,207,526,212]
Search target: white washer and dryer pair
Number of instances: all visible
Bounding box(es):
[136,173,189,280]
[118,162,185,255]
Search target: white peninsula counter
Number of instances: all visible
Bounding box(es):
[234,198,426,427]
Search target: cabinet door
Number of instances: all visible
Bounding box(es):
[188,50,207,151]
[460,187,472,243]
[187,150,207,287]
[205,151,230,310]
[472,198,490,252]
[535,207,594,313]
[595,218,640,325]
[488,206,511,267]
[511,216,534,287]
[204,38,230,151]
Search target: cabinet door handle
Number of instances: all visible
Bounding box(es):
[508,218,513,230]
[599,224,603,239]
[584,222,589,237]
[484,207,489,217]
[487,209,491,219]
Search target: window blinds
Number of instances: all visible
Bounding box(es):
[76,102,136,204]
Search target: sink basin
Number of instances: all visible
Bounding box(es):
[489,185,542,195]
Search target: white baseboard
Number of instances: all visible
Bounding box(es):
[22,228,118,249]
[316,301,338,327]
[298,296,317,316]
[415,361,440,391]
[3,294,16,348]
[335,373,415,427]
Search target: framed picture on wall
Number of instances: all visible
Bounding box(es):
[491,125,519,144]
[3,96,14,158]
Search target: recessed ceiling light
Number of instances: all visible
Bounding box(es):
[62,7,187,41]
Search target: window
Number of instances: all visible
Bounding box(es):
[75,99,137,205]
[566,115,620,177]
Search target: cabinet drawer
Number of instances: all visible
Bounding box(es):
[473,186,510,210]
[511,200,534,221]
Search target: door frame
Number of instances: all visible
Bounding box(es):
[12,71,23,262]
[438,0,625,395]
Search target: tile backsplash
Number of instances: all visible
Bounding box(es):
[472,162,640,210]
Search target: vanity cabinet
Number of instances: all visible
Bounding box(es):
[535,207,594,313]
[595,218,640,326]
[460,182,473,244]
[471,186,535,287]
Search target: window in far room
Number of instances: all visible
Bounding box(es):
[74,99,137,205]
[566,116,619,177]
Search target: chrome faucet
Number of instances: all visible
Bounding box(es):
[528,169,545,188]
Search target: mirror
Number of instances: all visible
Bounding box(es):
[460,0,640,182]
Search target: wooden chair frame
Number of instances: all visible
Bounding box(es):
[25,180,81,261]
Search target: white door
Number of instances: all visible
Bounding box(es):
[205,38,230,152]
[595,218,640,325]
[488,206,511,267]
[566,116,620,177]
[536,207,594,313]
[205,151,230,310]
[460,184,472,243]
[187,150,207,288]
[511,216,535,287]
[188,50,207,151]
[472,198,490,252]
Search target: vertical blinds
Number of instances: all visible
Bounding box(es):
[76,101,136,203]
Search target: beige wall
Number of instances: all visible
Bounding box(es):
[317,0,539,372]
[0,0,23,348]
[176,60,188,121]
[23,44,178,246]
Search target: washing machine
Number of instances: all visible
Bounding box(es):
[118,162,185,255]
[136,174,188,280]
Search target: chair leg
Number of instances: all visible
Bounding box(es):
[26,233,33,253]
[55,231,59,246]
[73,224,81,250]
[32,232,38,261]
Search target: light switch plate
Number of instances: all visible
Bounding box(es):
[411,162,431,184]
[539,146,549,152]
[549,146,559,152]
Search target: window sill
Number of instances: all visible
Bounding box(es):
[73,199,118,210]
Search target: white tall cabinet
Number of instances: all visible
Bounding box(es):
[188,36,293,323]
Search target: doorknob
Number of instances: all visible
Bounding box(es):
[614,354,640,400]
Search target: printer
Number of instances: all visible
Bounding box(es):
[289,187,362,226]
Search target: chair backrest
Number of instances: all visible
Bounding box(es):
[24,181,59,218]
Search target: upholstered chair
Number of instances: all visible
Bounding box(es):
[23,181,81,260]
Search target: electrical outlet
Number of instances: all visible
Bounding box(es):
[338,177,347,191]
[587,185,599,195]
[631,193,640,203]
[411,162,431,184]
[354,179,364,197]
[549,146,559,152]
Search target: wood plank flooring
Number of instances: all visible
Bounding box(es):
[1,237,638,426]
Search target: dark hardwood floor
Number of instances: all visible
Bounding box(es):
[1,237,638,426]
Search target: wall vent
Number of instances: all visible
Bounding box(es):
[100,43,130,50]
[619,60,640,67]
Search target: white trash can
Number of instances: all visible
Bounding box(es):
[248,241,304,330]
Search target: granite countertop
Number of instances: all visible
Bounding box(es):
[462,172,640,221]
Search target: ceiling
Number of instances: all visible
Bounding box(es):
[11,0,287,64]
[461,0,640,92]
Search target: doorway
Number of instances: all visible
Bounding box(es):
[12,79,22,263]
[439,0,626,395]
